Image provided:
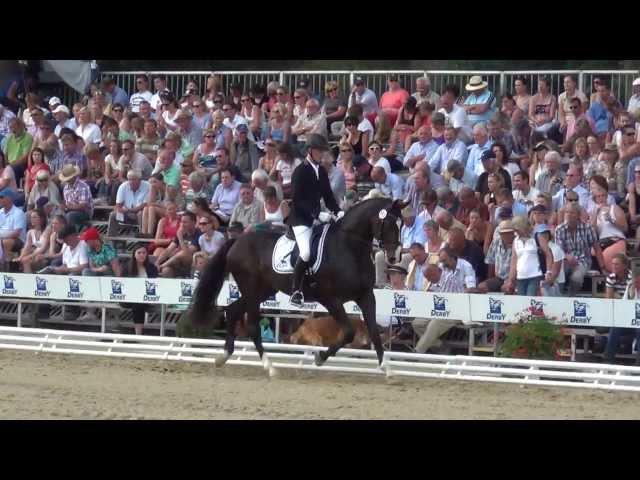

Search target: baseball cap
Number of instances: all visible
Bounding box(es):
[48,97,61,107]
[0,188,15,200]
[236,124,249,133]
[354,77,365,86]
[52,105,70,115]
[481,149,497,162]
[79,227,100,241]
[633,77,640,87]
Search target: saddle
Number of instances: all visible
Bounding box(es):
[272,224,331,275]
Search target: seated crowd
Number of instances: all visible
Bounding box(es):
[1,71,640,358]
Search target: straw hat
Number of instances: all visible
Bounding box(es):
[465,75,488,92]
[58,164,81,183]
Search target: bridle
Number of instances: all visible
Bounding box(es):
[373,210,401,254]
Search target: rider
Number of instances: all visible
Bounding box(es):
[289,134,343,307]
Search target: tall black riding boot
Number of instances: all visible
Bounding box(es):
[289,258,309,307]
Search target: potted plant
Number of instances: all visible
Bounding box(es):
[498,309,567,360]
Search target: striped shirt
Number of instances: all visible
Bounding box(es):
[439,258,476,293]
[606,270,632,299]
[554,221,598,269]
[63,179,94,217]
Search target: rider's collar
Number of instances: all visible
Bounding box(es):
[306,155,320,178]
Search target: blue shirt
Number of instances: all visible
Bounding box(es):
[111,86,129,107]
[463,89,497,125]
[429,140,468,175]
[626,157,640,189]
[465,140,494,178]
[587,102,611,135]
[376,173,405,200]
[400,217,427,249]
[404,139,439,169]
[211,180,242,217]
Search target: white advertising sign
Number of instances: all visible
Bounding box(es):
[613,300,640,329]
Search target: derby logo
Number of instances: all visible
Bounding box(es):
[34,276,50,297]
[67,278,83,299]
[179,282,193,303]
[227,283,241,303]
[570,300,591,324]
[110,280,125,300]
[2,275,17,295]
[486,297,506,321]
[144,281,160,302]
[262,292,280,309]
[392,293,411,315]
[633,303,640,327]
[528,299,545,317]
[431,295,450,317]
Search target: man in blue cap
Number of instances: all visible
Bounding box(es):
[0,187,26,270]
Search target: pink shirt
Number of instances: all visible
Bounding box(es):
[380,89,410,126]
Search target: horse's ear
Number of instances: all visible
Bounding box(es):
[390,199,409,215]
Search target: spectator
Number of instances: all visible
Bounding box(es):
[347,76,378,121]
[150,76,170,112]
[321,152,346,205]
[376,264,409,332]
[370,166,403,201]
[0,150,17,201]
[220,102,248,140]
[340,115,368,157]
[190,99,212,132]
[2,117,33,185]
[431,112,446,145]
[494,188,527,223]
[209,145,246,190]
[252,185,289,233]
[292,98,327,147]
[197,216,226,257]
[52,105,72,137]
[455,186,489,226]
[157,93,181,134]
[230,124,259,181]
[429,125,468,175]
[267,103,291,144]
[535,151,565,197]
[587,81,616,140]
[533,224,565,297]
[81,226,121,282]
[477,154,512,206]
[252,168,283,204]
[555,202,606,295]
[584,136,604,179]
[321,81,347,133]
[379,75,410,127]
[23,147,48,199]
[211,168,242,226]
[243,89,265,139]
[551,163,590,212]
[567,136,591,170]
[564,98,595,142]
[445,227,487,283]
[184,170,211,213]
[50,225,89,275]
[74,107,101,146]
[374,206,422,286]
[156,211,200,278]
[366,140,392,176]
[289,88,308,125]
[418,189,446,223]
[465,123,494,179]
[474,219,514,294]
[513,76,531,116]
[604,254,634,363]
[404,125,438,172]
[628,77,640,118]
[346,104,375,144]
[336,142,357,192]
[445,159,475,193]
[403,162,431,212]
[154,148,180,189]
[15,208,48,273]
[463,76,497,126]
[622,127,640,184]
[438,84,472,144]
[109,169,150,235]
[504,215,552,296]
[412,76,440,108]
[192,251,209,279]
[500,92,524,126]
[587,181,627,272]
[175,109,203,153]
[59,165,93,227]
[129,75,153,113]
[627,164,640,238]
[394,97,418,147]
[27,170,61,213]
[138,101,154,122]
[102,76,129,108]
[435,210,466,244]
[149,201,180,258]
[437,185,459,215]
[558,75,588,137]
[83,144,106,201]
[123,244,159,335]
[405,242,430,292]
[0,103,16,138]
[465,208,493,254]
[135,119,162,162]
[422,219,443,263]
[529,76,559,138]
[229,183,263,231]
[194,127,222,178]
[139,172,166,237]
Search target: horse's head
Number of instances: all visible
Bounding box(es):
[373,198,406,265]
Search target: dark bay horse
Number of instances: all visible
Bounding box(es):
[190,197,405,367]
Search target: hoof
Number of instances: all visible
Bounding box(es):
[268,366,279,378]
[314,351,326,367]
[262,354,271,371]
[215,353,230,367]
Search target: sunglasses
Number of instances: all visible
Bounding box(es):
[569,105,579,110]
[204,135,215,138]
[192,104,201,108]
[326,88,337,93]
[199,222,210,226]
[625,132,636,136]
[340,149,351,153]
[276,92,285,96]
[369,146,381,151]
[122,147,132,151]
[567,198,578,202]
[293,96,301,99]
[222,108,230,112]
[241,98,251,102]
[113,108,123,112]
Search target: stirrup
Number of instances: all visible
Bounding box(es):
[290,290,304,307]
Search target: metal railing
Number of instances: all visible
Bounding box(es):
[58,69,639,108]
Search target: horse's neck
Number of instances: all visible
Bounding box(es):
[339,206,378,245]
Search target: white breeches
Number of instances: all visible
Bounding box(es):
[292,225,312,262]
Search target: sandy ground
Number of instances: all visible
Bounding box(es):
[1,349,640,419]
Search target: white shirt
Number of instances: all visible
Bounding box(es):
[429,139,468,175]
[348,88,378,115]
[275,158,302,186]
[514,236,542,280]
[75,123,102,145]
[199,231,226,256]
[404,140,439,169]
[417,205,447,223]
[376,172,405,200]
[0,205,27,242]
[54,119,73,138]
[62,240,89,269]
[115,180,151,220]
[551,185,590,211]
[438,105,472,143]
[358,118,374,142]
[628,94,640,117]
[370,157,391,177]
[513,186,540,210]
[440,258,476,292]
[129,90,153,113]
[549,241,565,285]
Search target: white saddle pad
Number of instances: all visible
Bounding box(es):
[272,224,330,275]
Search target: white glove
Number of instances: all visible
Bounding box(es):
[318,211,332,223]
[336,210,345,220]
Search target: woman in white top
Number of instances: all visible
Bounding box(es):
[75,107,102,145]
[505,215,552,296]
[273,142,301,199]
[588,180,627,272]
[240,94,262,140]
[158,96,180,134]
[17,209,51,273]
[250,186,289,234]
[534,224,565,297]
[191,99,212,131]
[197,217,226,257]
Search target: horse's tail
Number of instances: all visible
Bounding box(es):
[191,238,236,326]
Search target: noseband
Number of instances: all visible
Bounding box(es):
[374,210,400,253]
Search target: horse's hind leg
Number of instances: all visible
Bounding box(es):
[358,291,384,366]
[315,301,354,367]
[216,297,246,367]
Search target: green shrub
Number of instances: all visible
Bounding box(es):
[175,310,221,339]
[498,316,565,360]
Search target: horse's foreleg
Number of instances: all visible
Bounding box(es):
[315,302,354,367]
[216,297,246,367]
[358,291,384,366]
[245,299,268,368]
